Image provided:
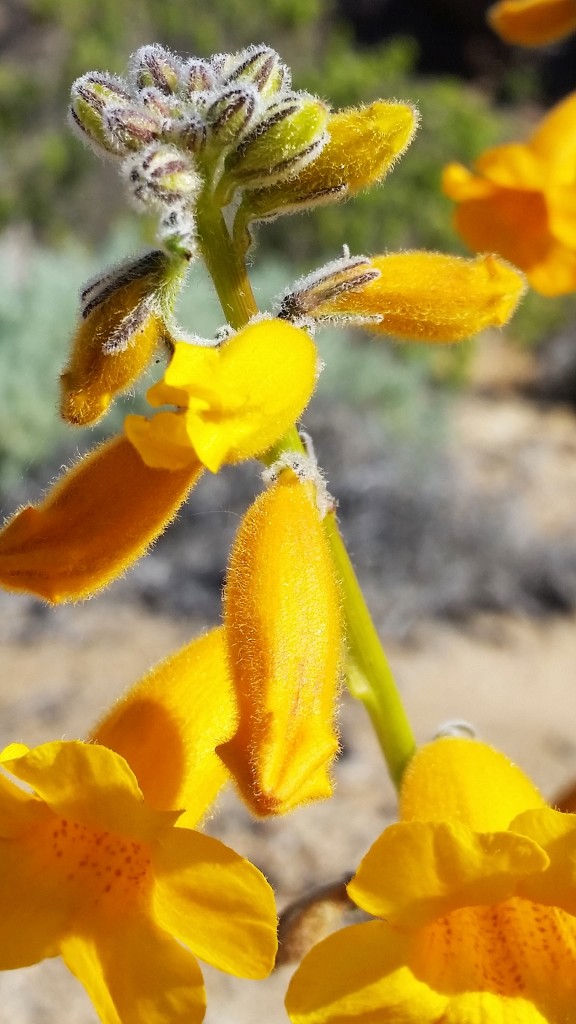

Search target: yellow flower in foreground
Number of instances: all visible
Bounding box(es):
[125,318,317,473]
[488,0,576,46]
[286,737,576,1023]
[0,629,278,1024]
[0,319,316,602]
[443,92,576,296]
[218,470,343,816]
[308,251,525,341]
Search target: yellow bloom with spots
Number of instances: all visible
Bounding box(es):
[0,629,278,1024]
[488,0,576,46]
[218,469,343,816]
[0,319,316,603]
[306,251,525,342]
[286,737,576,1023]
[126,318,318,473]
[443,92,576,296]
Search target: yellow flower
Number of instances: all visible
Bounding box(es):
[0,319,316,602]
[443,92,576,296]
[306,251,526,341]
[488,0,576,46]
[0,629,278,1024]
[126,318,318,473]
[217,469,343,816]
[286,737,576,1023]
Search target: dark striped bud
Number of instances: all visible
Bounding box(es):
[278,253,380,322]
[69,72,132,155]
[103,105,163,153]
[124,143,201,209]
[130,44,182,94]
[206,85,259,147]
[224,45,288,97]
[182,58,216,94]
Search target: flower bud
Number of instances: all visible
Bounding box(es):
[69,72,132,155]
[60,250,186,426]
[224,44,288,97]
[225,93,329,188]
[103,104,162,153]
[234,100,417,240]
[182,58,216,94]
[205,85,258,148]
[218,470,343,816]
[124,143,202,209]
[129,44,182,94]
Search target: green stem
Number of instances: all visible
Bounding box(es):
[195,198,257,329]
[198,199,416,790]
[323,513,416,788]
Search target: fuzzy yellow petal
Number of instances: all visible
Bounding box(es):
[316,252,525,342]
[0,435,201,602]
[127,320,317,473]
[400,738,545,830]
[286,920,446,1024]
[61,913,206,1024]
[513,807,576,914]
[0,741,175,841]
[348,820,547,929]
[151,828,278,978]
[91,628,235,828]
[488,0,576,46]
[218,472,342,816]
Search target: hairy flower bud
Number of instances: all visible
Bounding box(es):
[182,58,216,94]
[124,143,202,209]
[205,85,259,148]
[129,44,182,94]
[69,72,132,155]
[279,252,380,322]
[60,250,186,426]
[218,470,343,816]
[225,93,329,188]
[103,104,162,153]
[224,44,288,97]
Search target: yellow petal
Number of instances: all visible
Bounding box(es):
[315,252,525,342]
[218,471,342,816]
[285,920,445,1024]
[236,100,417,228]
[548,183,576,248]
[488,0,576,46]
[0,741,174,841]
[151,828,278,978]
[474,142,545,190]
[513,806,576,914]
[529,90,576,182]
[91,628,236,828]
[0,772,52,838]
[0,435,201,602]
[442,162,498,202]
[61,912,206,1024]
[400,738,545,831]
[348,820,547,930]
[450,186,551,275]
[127,320,318,473]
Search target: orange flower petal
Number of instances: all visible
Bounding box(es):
[475,143,545,190]
[151,828,278,978]
[0,435,201,602]
[488,0,576,46]
[91,628,236,828]
[529,91,576,183]
[218,472,342,816]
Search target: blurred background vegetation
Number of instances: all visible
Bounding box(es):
[1,0,576,487]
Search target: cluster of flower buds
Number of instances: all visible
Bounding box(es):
[69,43,329,252]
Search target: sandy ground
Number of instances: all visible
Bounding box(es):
[2,375,576,1022]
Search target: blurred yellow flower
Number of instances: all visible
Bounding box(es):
[218,469,343,816]
[443,92,576,296]
[286,737,576,1023]
[0,728,277,1024]
[488,0,576,46]
[0,319,316,603]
